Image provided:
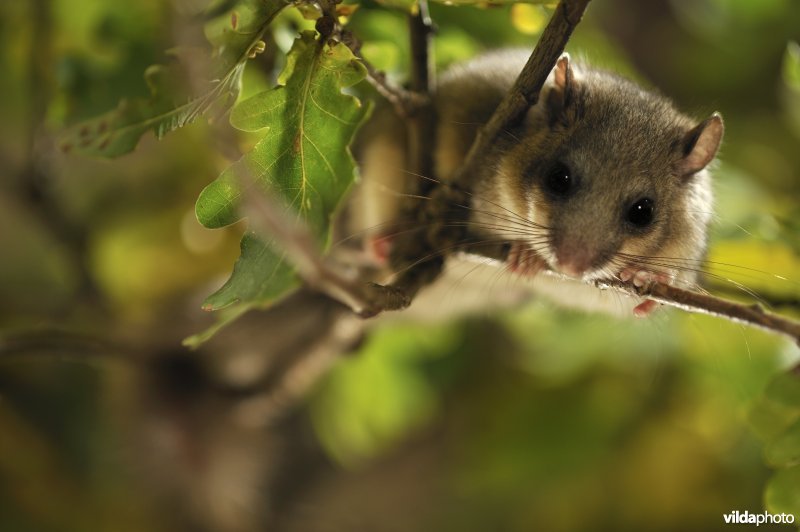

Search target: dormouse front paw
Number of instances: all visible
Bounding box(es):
[367,233,394,267]
[619,268,676,318]
[508,242,546,277]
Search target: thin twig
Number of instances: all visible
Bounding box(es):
[346,35,429,118]
[242,0,800,349]
[408,0,434,97]
[241,183,409,317]
[0,329,129,361]
[458,241,800,345]
[388,0,592,302]
[455,0,592,188]
[634,282,800,343]
[231,310,365,427]
[382,0,443,301]
[406,0,436,177]
[327,3,430,118]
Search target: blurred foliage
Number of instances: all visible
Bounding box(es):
[1,0,800,531]
[58,0,288,158]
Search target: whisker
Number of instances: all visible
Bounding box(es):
[367,177,549,234]
[392,236,526,276]
[615,251,798,287]
[608,255,769,307]
[396,167,550,231]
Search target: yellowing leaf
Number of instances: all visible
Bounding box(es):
[706,240,800,298]
[511,4,547,35]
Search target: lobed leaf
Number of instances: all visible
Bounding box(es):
[60,0,288,158]
[193,31,368,321]
[201,233,299,312]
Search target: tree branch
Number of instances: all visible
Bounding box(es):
[0,329,129,360]
[365,0,800,346]
[458,241,800,345]
[406,0,436,178]
[347,36,429,118]
[241,181,410,317]
[408,0,434,97]
[387,0,592,301]
[635,282,800,343]
[256,0,800,349]
[456,0,591,189]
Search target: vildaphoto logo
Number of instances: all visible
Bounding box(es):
[723,510,795,526]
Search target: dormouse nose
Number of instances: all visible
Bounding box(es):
[555,244,596,278]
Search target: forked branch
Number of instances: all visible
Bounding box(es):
[387,0,592,300]
[241,183,409,317]
[256,0,800,348]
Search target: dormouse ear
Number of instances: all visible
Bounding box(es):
[679,113,724,176]
[546,54,577,123]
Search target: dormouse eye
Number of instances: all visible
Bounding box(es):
[627,197,655,228]
[544,162,573,197]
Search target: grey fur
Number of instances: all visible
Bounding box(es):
[356,49,722,293]
[434,50,721,283]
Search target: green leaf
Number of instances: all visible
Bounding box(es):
[748,395,800,442]
[309,323,458,465]
[196,32,367,232]
[765,371,800,409]
[201,232,299,311]
[765,464,800,519]
[182,233,300,348]
[748,370,800,442]
[192,31,368,331]
[784,41,800,92]
[60,0,288,158]
[766,419,800,467]
[182,304,251,349]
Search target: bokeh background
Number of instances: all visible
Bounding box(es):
[1,0,800,531]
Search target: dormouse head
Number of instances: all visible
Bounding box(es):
[504,54,724,280]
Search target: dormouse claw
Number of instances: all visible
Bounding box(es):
[619,268,676,318]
